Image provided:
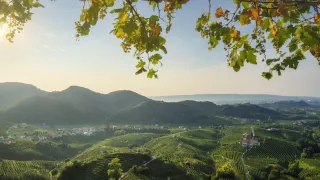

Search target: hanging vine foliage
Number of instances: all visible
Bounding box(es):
[1,0,320,79]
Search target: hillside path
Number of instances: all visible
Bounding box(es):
[142,156,157,166]
[119,129,190,180]
[120,156,157,180]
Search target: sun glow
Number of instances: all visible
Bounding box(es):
[0,24,8,37]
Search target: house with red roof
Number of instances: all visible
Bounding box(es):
[240,139,260,147]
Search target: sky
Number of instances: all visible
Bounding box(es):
[0,1,319,97]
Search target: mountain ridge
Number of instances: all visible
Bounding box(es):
[149,94,320,104]
[0,82,318,125]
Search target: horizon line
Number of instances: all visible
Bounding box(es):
[1,81,320,98]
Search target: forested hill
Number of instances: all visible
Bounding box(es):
[150,94,320,104]
[218,103,284,120]
[0,82,45,109]
[0,96,86,124]
[258,100,311,110]
[0,83,150,112]
[107,101,286,125]
[0,95,289,125]
[0,82,318,125]
[107,101,208,125]
[0,83,150,124]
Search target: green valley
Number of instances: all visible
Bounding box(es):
[0,83,319,180]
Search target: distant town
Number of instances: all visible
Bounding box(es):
[0,123,174,145]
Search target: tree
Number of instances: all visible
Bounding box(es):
[2,0,320,79]
[114,129,126,136]
[268,169,280,180]
[288,162,301,178]
[214,164,236,180]
[107,158,123,180]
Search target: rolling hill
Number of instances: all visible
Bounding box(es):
[0,82,45,110]
[107,101,277,125]
[178,100,219,116]
[0,95,289,125]
[0,160,63,180]
[150,94,320,104]
[0,84,151,125]
[50,86,110,121]
[218,103,284,120]
[50,87,150,117]
[105,90,150,113]
[258,100,312,110]
[106,101,211,125]
[0,82,314,125]
[0,96,87,124]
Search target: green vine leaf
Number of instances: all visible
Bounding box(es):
[2,0,320,79]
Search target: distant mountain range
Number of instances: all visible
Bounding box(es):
[0,82,45,109]
[0,82,149,124]
[149,94,320,104]
[259,100,312,110]
[0,82,318,125]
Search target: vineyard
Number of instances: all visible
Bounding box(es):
[219,126,251,145]
[0,160,62,180]
[178,129,219,151]
[299,159,320,169]
[144,135,208,162]
[143,130,217,179]
[72,133,161,161]
[255,128,301,142]
[180,129,218,139]
[0,139,84,161]
[244,139,299,162]
[243,138,299,178]
[299,168,320,180]
[56,153,152,180]
[0,123,317,180]
[212,144,246,178]
[103,133,162,147]
[298,159,320,180]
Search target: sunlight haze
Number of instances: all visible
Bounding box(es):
[0,0,319,97]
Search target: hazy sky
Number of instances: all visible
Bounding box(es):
[0,1,319,97]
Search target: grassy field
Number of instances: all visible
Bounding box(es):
[0,160,62,180]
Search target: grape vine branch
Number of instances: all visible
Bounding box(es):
[1,0,320,79]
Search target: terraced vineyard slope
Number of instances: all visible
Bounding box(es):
[0,160,62,180]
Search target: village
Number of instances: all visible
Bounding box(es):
[0,119,310,145]
[0,123,172,145]
[0,123,108,145]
